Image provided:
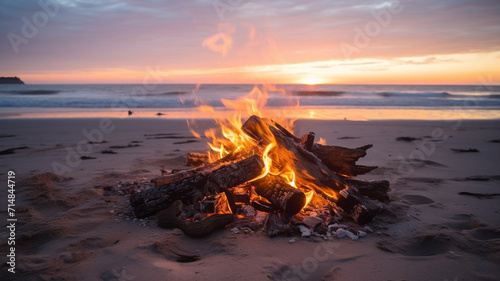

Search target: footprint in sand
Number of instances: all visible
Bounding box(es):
[377,233,451,256]
[443,214,485,231]
[460,227,500,258]
[401,194,434,205]
[468,227,500,241]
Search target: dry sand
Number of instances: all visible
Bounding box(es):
[1,117,500,281]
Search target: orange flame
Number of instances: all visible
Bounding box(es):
[191,84,337,212]
[186,120,201,139]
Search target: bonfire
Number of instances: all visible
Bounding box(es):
[130,85,390,238]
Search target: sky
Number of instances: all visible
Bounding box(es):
[0,0,499,84]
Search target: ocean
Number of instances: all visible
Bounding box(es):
[1,84,500,120]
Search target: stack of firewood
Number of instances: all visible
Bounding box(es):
[130,115,390,237]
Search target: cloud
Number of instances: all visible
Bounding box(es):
[397,57,461,65]
[203,33,233,57]
[0,0,499,82]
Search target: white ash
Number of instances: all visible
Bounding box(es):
[298,225,311,237]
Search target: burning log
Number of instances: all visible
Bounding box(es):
[242,116,360,192]
[231,184,252,205]
[242,115,382,224]
[262,118,377,177]
[252,199,276,213]
[153,148,257,186]
[252,175,306,216]
[242,116,345,189]
[275,125,382,224]
[130,155,264,218]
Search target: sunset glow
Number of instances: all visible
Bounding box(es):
[0,1,499,84]
[298,77,327,85]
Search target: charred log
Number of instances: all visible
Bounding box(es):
[353,165,378,176]
[231,184,251,204]
[335,189,382,225]
[345,179,390,202]
[266,212,291,237]
[244,115,376,177]
[242,115,382,224]
[157,200,234,237]
[242,116,348,191]
[276,119,376,176]
[252,175,306,215]
[311,144,377,177]
[251,199,276,213]
[130,155,264,218]
[299,132,315,151]
[153,147,257,186]
[153,169,201,187]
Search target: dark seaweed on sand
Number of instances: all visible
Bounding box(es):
[459,192,500,199]
[80,156,96,160]
[0,146,28,155]
[173,140,199,145]
[396,137,421,142]
[0,134,16,138]
[109,144,140,149]
[451,148,479,153]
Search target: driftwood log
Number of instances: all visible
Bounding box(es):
[242,115,382,224]
[345,179,391,202]
[311,144,377,177]
[130,155,264,218]
[263,118,377,177]
[242,116,346,190]
[252,175,306,215]
[153,148,257,186]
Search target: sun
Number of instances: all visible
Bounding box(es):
[298,77,326,85]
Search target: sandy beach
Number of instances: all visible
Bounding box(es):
[2,0,500,280]
[1,117,500,281]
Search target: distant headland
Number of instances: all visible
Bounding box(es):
[0,77,25,84]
